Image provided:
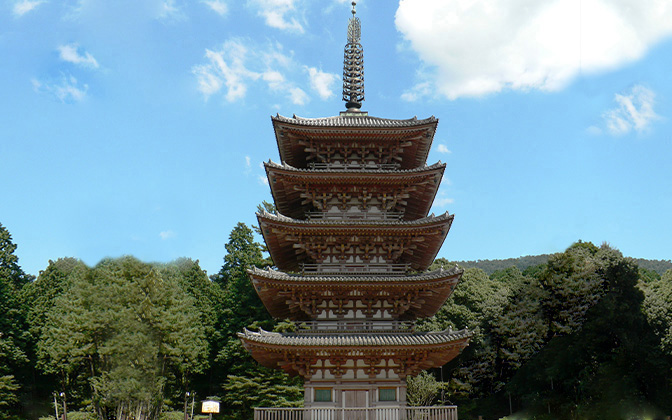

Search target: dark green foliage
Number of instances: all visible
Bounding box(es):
[454,254,552,275]
[35,257,209,420]
[455,252,672,277]
[212,222,302,419]
[222,369,302,419]
[436,242,672,419]
[642,270,672,355]
[4,216,672,420]
[418,268,510,399]
[506,248,671,419]
[0,223,32,419]
[632,258,672,276]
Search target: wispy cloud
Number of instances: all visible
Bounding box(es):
[58,44,99,69]
[158,0,186,21]
[248,0,304,33]
[13,0,45,17]
[193,40,259,101]
[193,38,320,105]
[203,0,228,16]
[436,144,451,154]
[159,230,176,240]
[396,0,672,99]
[433,196,455,207]
[257,175,269,186]
[32,75,88,103]
[289,87,308,105]
[306,67,339,100]
[244,156,252,174]
[603,85,660,135]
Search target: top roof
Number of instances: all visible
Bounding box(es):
[271,114,439,170]
[272,113,437,128]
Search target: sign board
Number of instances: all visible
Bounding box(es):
[201,400,220,414]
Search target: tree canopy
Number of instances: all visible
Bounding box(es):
[1,219,670,420]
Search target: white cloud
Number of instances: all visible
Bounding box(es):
[396,0,672,99]
[203,0,228,16]
[245,156,251,167]
[194,39,320,105]
[13,0,44,16]
[433,196,455,207]
[58,44,99,69]
[437,144,451,154]
[586,125,602,136]
[158,0,185,20]
[263,70,286,91]
[193,40,260,101]
[306,67,339,100]
[257,175,269,186]
[159,230,176,240]
[248,0,304,33]
[603,85,660,135]
[289,87,308,105]
[400,81,432,102]
[32,75,88,103]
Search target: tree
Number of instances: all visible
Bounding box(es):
[418,267,511,403]
[160,258,221,401]
[36,257,209,420]
[0,223,32,418]
[407,371,441,407]
[536,241,603,339]
[642,269,672,367]
[212,223,302,419]
[507,245,671,419]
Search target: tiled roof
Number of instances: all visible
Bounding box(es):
[264,160,446,174]
[258,210,453,226]
[247,266,463,283]
[272,114,437,128]
[238,327,471,347]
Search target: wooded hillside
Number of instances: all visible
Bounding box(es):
[1,222,671,420]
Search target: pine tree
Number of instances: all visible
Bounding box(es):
[0,223,31,419]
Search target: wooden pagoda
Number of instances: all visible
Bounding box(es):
[239,2,470,417]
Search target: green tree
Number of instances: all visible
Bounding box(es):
[36,257,209,420]
[407,371,442,407]
[160,258,221,401]
[507,245,671,419]
[642,269,672,359]
[0,223,32,419]
[212,223,302,419]
[418,267,510,403]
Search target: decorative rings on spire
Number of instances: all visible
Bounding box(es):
[342,0,364,110]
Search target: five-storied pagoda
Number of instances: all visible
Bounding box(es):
[239,2,471,418]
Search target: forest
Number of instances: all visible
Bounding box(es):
[1,221,672,420]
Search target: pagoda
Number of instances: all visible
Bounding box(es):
[239,2,470,417]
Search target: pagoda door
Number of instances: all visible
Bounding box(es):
[342,390,367,420]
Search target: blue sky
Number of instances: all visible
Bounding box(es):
[1,0,671,277]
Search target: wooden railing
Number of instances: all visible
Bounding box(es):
[308,162,400,171]
[300,263,410,275]
[295,320,415,334]
[306,211,404,221]
[254,406,458,420]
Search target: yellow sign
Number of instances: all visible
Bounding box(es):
[202,400,220,414]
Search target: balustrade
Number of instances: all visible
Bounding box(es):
[254,406,458,420]
[306,211,404,221]
[294,320,415,334]
[308,162,400,171]
[300,263,410,275]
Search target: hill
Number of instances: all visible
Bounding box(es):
[456,254,672,275]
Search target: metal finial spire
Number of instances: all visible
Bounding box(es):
[342,0,364,110]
